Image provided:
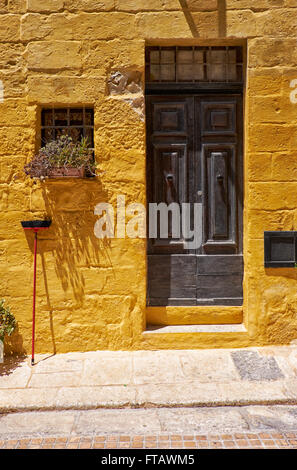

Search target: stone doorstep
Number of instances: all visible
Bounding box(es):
[142,324,250,348]
[144,324,248,334]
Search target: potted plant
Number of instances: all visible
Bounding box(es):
[0,299,16,363]
[24,134,95,179]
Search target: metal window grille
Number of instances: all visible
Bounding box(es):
[41,107,94,149]
[145,46,243,84]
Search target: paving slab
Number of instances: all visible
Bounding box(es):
[56,386,136,409]
[0,365,31,389]
[218,380,291,405]
[180,350,240,383]
[156,407,248,434]
[33,355,84,374]
[231,350,284,381]
[0,410,76,437]
[73,409,162,436]
[81,357,133,386]
[1,406,297,439]
[133,351,185,384]
[0,388,59,412]
[282,379,297,399]
[240,405,297,431]
[135,382,225,407]
[28,371,82,388]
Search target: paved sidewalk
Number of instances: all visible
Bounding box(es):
[1,405,297,447]
[1,345,297,411]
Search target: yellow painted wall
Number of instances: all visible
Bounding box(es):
[1,0,297,354]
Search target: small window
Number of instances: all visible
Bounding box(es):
[41,107,94,149]
[264,232,297,268]
[146,46,243,84]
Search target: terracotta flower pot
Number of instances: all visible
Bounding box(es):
[48,166,86,178]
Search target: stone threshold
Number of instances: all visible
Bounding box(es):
[144,324,247,334]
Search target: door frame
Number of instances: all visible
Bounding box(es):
[145,47,245,308]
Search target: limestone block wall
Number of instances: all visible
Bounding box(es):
[0,0,296,354]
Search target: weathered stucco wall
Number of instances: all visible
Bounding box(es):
[1,0,297,354]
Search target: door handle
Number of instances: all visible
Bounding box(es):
[166,174,173,183]
[164,173,175,204]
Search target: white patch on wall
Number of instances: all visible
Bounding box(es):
[290,79,297,104]
[107,70,145,121]
[123,96,145,121]
[0,80,4,103]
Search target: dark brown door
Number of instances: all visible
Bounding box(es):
[146,94,243,306]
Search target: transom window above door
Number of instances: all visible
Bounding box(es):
[146,46,243,84]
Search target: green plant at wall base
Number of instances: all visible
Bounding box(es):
[24,135,96,178]
[0,299,16,342]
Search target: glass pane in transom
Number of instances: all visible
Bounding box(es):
[160,49,175,64]
[177,48,193,64]
[160,64,175,81]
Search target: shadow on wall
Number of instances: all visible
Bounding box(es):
[178,0,227,38]
[20,177,112,354]
[265,268,297,281]
[40,178,112,294]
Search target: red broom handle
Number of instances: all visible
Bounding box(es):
[32,230,38,366]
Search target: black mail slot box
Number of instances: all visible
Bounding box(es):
[264,231,297,268]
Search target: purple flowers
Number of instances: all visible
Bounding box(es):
[24,134,95,179]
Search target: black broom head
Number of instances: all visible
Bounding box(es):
[21,220,52,229]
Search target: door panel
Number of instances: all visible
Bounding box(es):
[153,102,188,134]
[151,143,187,250]
[209,150,229,239]
[196,254,243,306]
[202,144,237,252]
[146,94,243,307]
[147,254,197,306]
[147,96,194,255]
[196,254,243,275]
[201,101,236,135]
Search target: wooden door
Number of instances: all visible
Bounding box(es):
[146,94,243,306]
